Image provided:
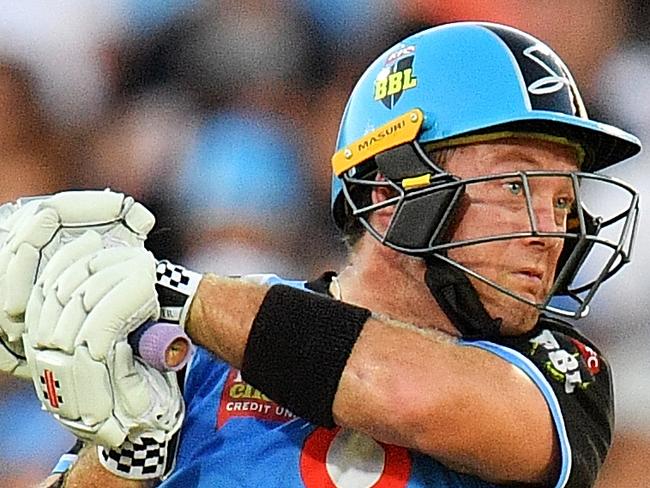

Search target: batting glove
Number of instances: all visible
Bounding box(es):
[0,190,154,378]
[24,244,184,450]
[91,258,203,481]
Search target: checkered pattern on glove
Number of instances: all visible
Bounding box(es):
[155,260,203,328]
[98,433,177,480]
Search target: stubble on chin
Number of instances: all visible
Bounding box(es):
[472,278,541,336]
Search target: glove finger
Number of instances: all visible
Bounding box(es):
[39,230,102,292]
[46,253,127,352]
[76,269,158,361]
[33,290,64,348]
[24,282,44,337]
[87,246,151,275]
[44,190,153,248]
[4,241,41,317]
[0,200,38,275]
[50,253,94,305]
[123,200,155,236]
[7,207,60,251]
[42,190,125,225]
[3,199,40,231]
[80,249,156,311]
[32,251,97,351]
[112,341,153,420]
[0,246,12,276]
[49,294,87,353]
[3,206,60,316]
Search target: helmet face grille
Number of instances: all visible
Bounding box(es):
[344,158,640,318]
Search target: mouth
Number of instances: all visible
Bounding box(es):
[510,268,546,298]
[515,268,544,283]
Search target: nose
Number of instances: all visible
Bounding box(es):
[531,204,564,234]
[523,198,565,250]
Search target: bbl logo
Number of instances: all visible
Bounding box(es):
[374,46,417,109]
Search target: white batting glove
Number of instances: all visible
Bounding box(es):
[0,200,31,377]
[24,245,184,449]
[0,190,155,379]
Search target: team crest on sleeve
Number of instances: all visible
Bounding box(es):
[529,329,600,394]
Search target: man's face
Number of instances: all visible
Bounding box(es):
[444,137,580,334]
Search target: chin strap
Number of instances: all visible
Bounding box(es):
[424,257,502,339]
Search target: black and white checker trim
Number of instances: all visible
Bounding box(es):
[98,436,169,480]
[156,260,202,296]
[155,260,203,326]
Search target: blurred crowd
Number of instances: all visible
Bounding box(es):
[1,1,649,486]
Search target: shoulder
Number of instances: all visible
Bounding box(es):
[465,316,614,487]
[497,316,609,396]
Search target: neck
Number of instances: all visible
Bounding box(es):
[334,235,459,336]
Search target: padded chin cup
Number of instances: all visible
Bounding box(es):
[424,259,502,338]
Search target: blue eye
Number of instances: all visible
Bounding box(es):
[555,196,573,211]
[505,181,523,195]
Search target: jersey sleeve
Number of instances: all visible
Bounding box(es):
[460,321,613,488]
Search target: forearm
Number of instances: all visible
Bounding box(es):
[185,275,557,484]
[60,445,152,488]
[186,274,266,368]
[333,314,557,483]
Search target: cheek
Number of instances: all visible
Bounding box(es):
[450,204,524,243]
[447,239,514,280]
[450,206,484,242]
[545,241,565,278]
[448,204,515,276]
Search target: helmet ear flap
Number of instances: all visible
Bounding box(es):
[373,143,463,252]
[384,185,462,250]
[375,144,435,179]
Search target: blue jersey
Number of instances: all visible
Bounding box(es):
[160,274,612,488]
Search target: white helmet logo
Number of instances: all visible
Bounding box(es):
[524,45,571,95]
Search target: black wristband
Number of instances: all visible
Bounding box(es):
[241,284,371,427]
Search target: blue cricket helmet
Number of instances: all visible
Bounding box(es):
[329,22,641,320]
[331,21,640,227]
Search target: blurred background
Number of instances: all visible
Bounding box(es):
[0,1,648,486]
